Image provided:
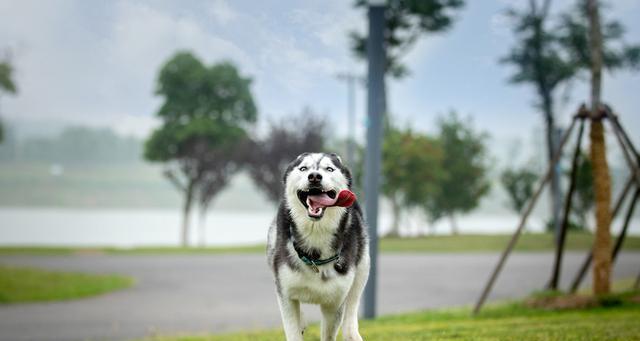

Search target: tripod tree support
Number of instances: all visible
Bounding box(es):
[568,106,640,292]
[548,118,586,290]
[472,114,579,315]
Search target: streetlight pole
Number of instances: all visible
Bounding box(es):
[336,72,358,167]
[363,0,385,319]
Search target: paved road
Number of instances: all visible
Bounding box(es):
[0,252,638,341]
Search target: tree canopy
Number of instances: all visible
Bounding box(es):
[144,51,256,246]
[0,61,16,94]
[571,152,593,228]
[351,0,465,78]
[244,111,325,204]
[424,112,490,233]
[558,0,640,74]
[0,60,17,143]
[501,167,538,214]
[382,126,445,235]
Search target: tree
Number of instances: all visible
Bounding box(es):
[558,0,639,296]
[351,0,465,78]
[0,59,17,143]
[424,112,490,234]
[557,1,640,74]
[501,0,576,239]
[586,0,610,296]
[245,111,325,204]
[571,152,594,229]
[382,127,445,236]
[502,0,640,242]
[501,167,538,214]
[144,51,256,247]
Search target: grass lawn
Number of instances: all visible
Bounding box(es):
[0,264,133,304]
[139,294,640,341]
[379,232,640,252]
[1,232,639,255]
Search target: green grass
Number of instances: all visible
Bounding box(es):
[379,232,640,252]
[2,232,639,255]
[0,245,267,256]
[0,264,133,304]
[139,295,640,341]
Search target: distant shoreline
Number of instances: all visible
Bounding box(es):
[2,232,639,255]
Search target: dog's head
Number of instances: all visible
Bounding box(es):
[283,152,353,221]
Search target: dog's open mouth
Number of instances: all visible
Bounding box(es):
[297,188,337,219]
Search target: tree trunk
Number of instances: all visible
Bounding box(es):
[532,3,562,244]
[198,203,208,248]
[387,194,402,237]
[181,181,195,247]
[449,213,459,235]
[587,0,611,296]
[590,120,611,295]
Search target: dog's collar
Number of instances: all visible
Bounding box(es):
[293,245,340,273]
[287,214,340,273]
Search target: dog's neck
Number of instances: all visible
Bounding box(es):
[287,200,347,259]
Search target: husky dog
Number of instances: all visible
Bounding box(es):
[267,152,370,341]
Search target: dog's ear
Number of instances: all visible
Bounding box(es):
[329,153,343,165]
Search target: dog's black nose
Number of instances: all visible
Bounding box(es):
[308,172,322,183]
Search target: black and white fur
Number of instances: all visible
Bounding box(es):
[267,152,369,341]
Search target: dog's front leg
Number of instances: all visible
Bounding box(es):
[277,295,304,341]
[320,303,345,341]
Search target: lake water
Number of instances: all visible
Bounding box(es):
[0,207,637,247]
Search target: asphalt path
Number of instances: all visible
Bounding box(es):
[0,252,638,341]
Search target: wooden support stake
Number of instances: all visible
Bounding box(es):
[607,112,640,187]
[548,119,585,290]
[611,188,639,260]
[473,115,579,315]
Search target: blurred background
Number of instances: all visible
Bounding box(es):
[0,0,639,340]
[0,0,637,246]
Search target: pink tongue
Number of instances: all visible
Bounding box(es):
[307,193,338,208]
[307,190,356,210]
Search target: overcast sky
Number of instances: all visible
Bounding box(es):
[1,0,639,166]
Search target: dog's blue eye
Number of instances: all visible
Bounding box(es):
[326,167,334,172]
[299,166,308,171]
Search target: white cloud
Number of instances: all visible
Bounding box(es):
[256,33,338,93]
[0,0,361,137]
[208,0,238,25]
[0,0,255,137]
[289,7,362,50]
[489,11,511,37]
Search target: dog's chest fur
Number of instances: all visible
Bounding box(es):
[267,201,366,306]
[279,258,355,306]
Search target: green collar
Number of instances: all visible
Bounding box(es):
[290,224,340,273]
[293,245,340,273]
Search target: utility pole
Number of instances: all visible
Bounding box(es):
[336,72,359,167]
[363,0,385,319]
